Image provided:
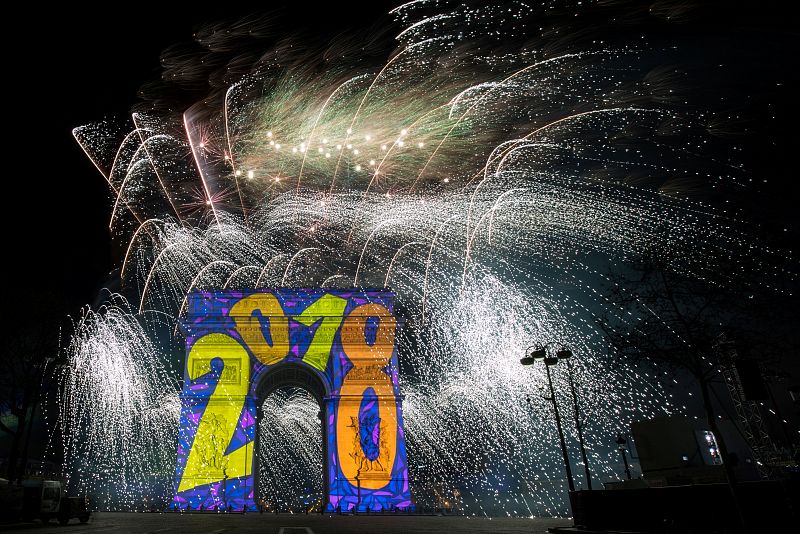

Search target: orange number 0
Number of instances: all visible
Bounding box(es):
[230,293,289,365]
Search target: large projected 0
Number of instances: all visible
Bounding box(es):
[170,289,412,512]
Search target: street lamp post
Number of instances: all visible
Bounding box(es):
[544,361,576,492]
[561,355,593,490]
[616,435,632,480]
[521,348,575,492]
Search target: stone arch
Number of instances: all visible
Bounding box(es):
[170,289,412,512]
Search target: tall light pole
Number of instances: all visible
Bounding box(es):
[521,348,575,492]
[616,435,632,480]
[559,351,593,490]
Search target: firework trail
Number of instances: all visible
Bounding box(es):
[60,0,791,515]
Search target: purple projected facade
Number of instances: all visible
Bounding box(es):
[170,288,412,512]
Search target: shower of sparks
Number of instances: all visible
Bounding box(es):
[57,296,180,510]
[257,388,323,512]
[58,0,791,516]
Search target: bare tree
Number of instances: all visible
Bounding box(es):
[597,249,795,533]
[0,293,63,481]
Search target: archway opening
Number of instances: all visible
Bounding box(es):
[257,386,323,512]
[254,364,328,513]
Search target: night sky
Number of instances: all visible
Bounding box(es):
[7,2,397,317]
[5,1,799,328]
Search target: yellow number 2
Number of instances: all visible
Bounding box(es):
[178,333,253,493]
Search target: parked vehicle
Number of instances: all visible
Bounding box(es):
[0,478,90,525]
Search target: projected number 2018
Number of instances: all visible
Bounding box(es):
[173,290,410,512]
[229,292,348,371]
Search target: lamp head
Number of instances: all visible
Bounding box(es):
[530,347,547,360]
[556,348,572,360]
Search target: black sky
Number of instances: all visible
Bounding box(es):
[6,0,799,320]
[7,1,399,317]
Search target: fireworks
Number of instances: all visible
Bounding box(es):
[59,0,789,516]
[258,387,323,511]
[58,296,179,510]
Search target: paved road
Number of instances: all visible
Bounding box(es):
[2,512,570,533]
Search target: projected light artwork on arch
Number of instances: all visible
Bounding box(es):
[171,288,411,512]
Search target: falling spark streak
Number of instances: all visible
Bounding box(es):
[256,253,291,287]
[223,82,248,219]
[330,37,450,193]
[485,188,523,244]
[110,136,177,230]
[421,214,460,323]
[183,112,220,226]
[109,129,152,184]
[121,219,164,280]
[72,127,148,229]
[389,0,428,15]
[462,189,522,292]
[366,103,450,196]
[411,54,583,189]
[385,241,425,287]
[138,242,180,314]
[223,265,261,288]
[354,218,401,286]
[282,247,318,286]
[109,159,151,230]
[131,114,185,224]
[493,108,655,179]
[298,76,369,192]
[71,127,114,185]
[177,260,237,317]
[321,273,350,287]
[395,14,456,42]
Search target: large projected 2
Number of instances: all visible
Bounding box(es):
[170,289,412,512]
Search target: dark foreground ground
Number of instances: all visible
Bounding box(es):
[2,512,571,533]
